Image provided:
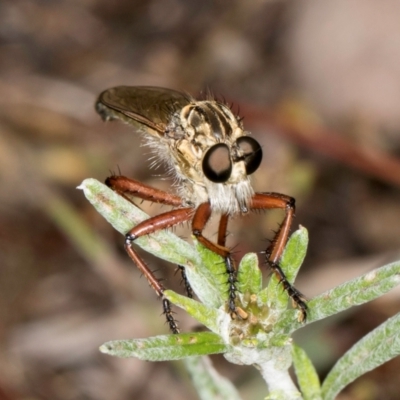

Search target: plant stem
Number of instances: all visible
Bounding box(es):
[257,359,302,400]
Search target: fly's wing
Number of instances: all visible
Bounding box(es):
[95,86,191,136]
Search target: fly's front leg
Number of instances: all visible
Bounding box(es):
[192,203,238,317]
[106,175,183,206]
[107,175,194,298]
[106,175,194,333]
[251,193,307,321]
[125,208,194,333]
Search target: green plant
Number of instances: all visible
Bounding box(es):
[80,178,400,400]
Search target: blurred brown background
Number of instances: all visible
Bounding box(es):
[1,0,400,399]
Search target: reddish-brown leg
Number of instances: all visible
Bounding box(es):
[106,175,194,333]
[251,192,307,321]
[192,203,238,315]
[106,175,183,206]
[125,208,194,333]
[217,213,230,246]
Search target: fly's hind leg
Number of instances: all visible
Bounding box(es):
[251,193,307,321]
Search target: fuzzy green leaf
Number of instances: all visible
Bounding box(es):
[321,312,400,400]
[280,226,309,284]
[237,252,262,294]
[308,261,400,323]
[100,332,228,361]
[164,290,220,333]
[292,344,321,400]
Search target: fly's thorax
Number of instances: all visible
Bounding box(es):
[180,100,243,140]
[180,101,241,144]
[167,100,248,180]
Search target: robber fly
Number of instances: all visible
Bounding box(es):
[95,86,307,333]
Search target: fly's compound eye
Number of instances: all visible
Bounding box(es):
[202,143,232,183]
[236,136,263,175]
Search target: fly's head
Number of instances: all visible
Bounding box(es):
[166,101,262,214]
[96,87,263,214]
